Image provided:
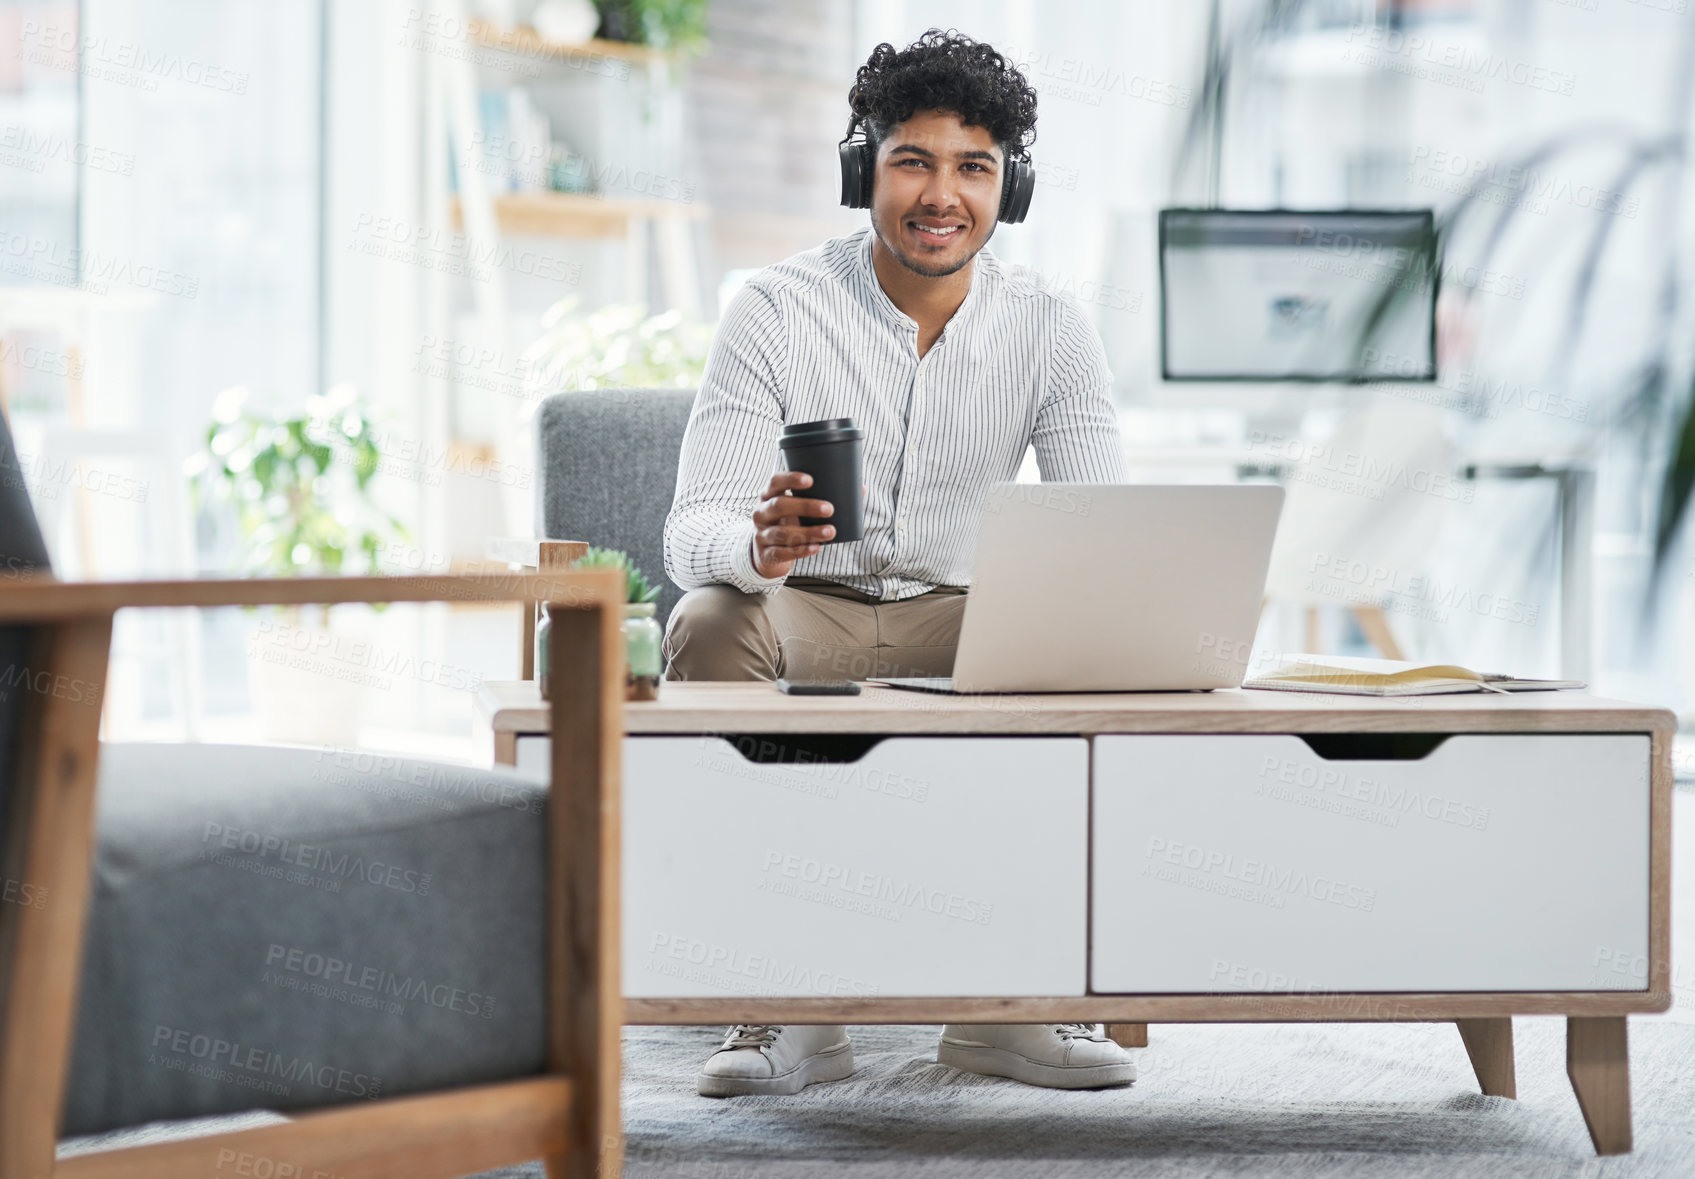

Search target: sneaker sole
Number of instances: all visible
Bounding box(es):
[937,1041,1136,1090]
[697,1042,856,1097]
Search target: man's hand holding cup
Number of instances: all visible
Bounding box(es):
[750,471,838,579]
[751,417,866,580]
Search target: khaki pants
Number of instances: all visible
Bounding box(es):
[662,576,968,682]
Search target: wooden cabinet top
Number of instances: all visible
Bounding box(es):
[477,680,1675,737]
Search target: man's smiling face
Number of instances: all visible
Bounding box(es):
[869,108,1004,279]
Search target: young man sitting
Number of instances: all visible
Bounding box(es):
[662,29,1135,1097]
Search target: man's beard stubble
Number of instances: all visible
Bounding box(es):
[870,210,996,279]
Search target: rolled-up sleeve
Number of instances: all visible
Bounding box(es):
[663,283,793,594]
[1032,299,1128,483]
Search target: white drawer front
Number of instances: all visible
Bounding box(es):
[1091,734,1650,994]
[622,735,1088,998]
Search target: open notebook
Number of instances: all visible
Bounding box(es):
[1243,655,1585,697]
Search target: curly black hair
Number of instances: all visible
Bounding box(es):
[847,28,1038,160]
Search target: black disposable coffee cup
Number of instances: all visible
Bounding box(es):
[779,418,864,543]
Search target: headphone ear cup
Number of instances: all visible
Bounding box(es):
[838,140,874,210]
[998,156,1035,224]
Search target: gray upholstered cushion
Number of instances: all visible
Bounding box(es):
[534,388,697,628]
[63,743,548,1135]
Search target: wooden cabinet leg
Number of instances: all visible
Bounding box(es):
[1106,1023,1148,1048]
[1455,1018,1516,1098]
[1567,1017,1632,1156]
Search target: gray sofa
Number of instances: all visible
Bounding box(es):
[6,444,571,1139]
[534,387,697,629]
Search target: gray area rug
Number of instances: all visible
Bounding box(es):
[595,1018,1695,1178]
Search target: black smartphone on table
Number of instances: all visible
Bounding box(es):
[776,678,860,696]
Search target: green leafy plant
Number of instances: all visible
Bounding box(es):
[522,297,712,397]
[595,0,707,52]
[185,384,409,580]
[576,546,662,603]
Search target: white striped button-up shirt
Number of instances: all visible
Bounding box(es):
[664,227,1127,601]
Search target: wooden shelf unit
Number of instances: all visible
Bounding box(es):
[467,19,680,68]
[450,191,707,239]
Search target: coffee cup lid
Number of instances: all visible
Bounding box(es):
[781,417,861,446]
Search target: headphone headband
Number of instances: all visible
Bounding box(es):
[837,125,1034,225]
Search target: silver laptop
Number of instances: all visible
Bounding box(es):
[870,483,1284,694]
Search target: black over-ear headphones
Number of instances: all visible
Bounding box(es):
[838,123,1035,225]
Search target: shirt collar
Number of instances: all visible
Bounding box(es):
[852,227,991,338]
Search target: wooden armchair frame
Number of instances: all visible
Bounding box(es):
[0,570,625,1179]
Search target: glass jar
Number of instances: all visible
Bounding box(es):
[536,606,553,701]
[623,601,662,701]
[538,601,664,701]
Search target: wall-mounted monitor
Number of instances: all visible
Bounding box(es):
[1159,209,1438,382]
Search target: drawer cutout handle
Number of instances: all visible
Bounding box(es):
[1297,734,1451,761]
[716,733,888,765]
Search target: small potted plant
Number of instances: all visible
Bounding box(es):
[537,546,663,701]
[186,384,410,745]
[592,0,708,52]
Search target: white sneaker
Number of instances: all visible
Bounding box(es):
[697,1024,855,1097]
[938,1023,1136,1089]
